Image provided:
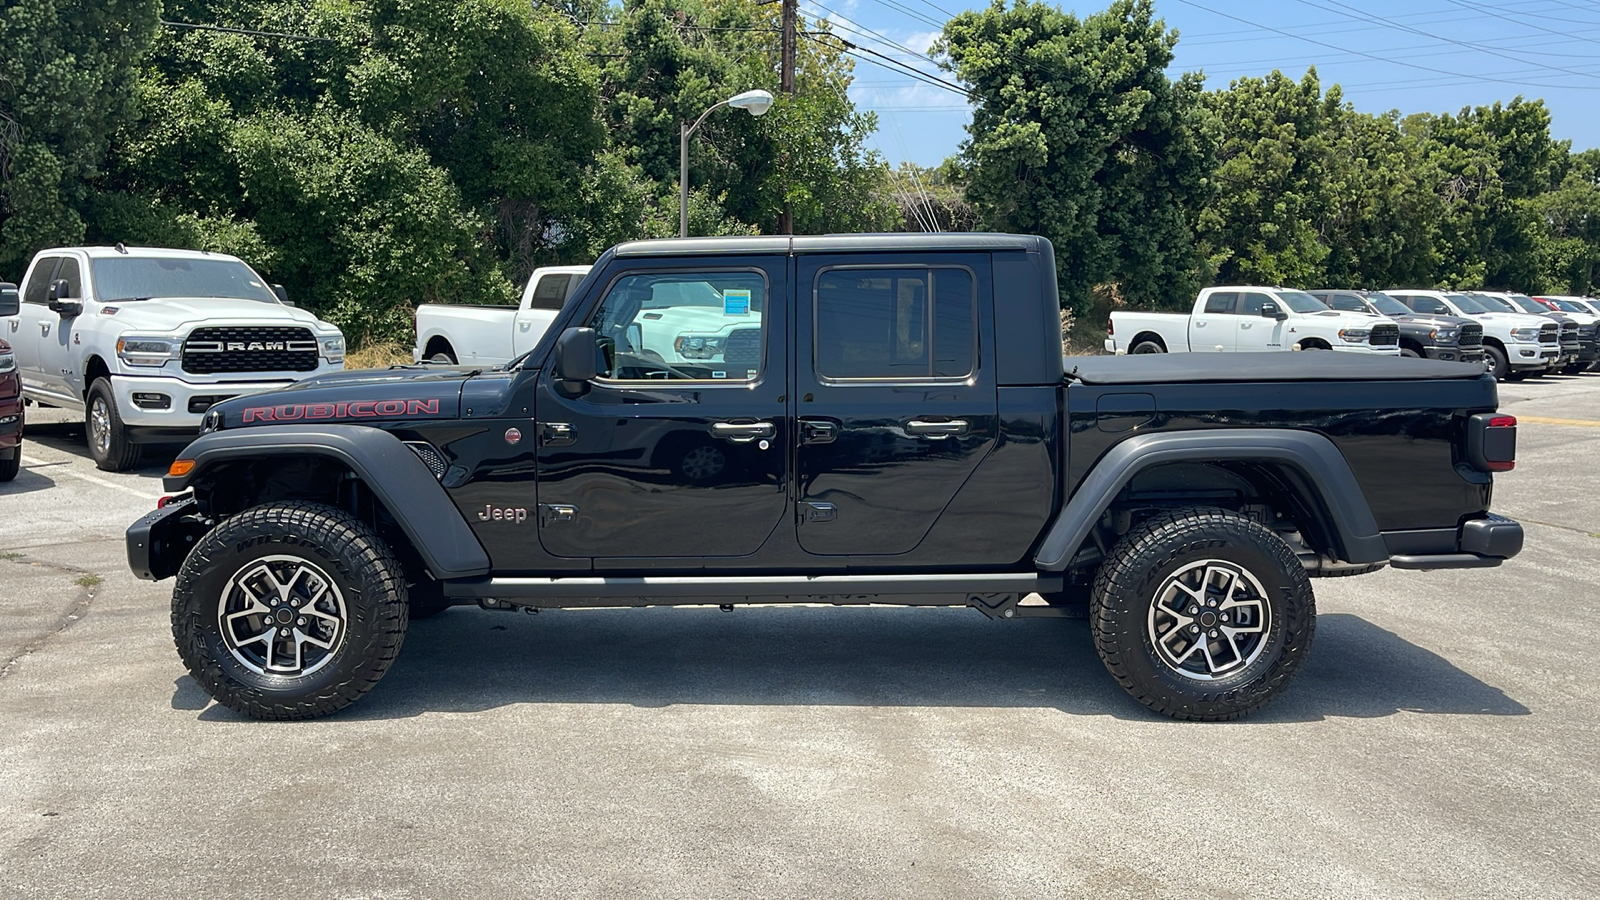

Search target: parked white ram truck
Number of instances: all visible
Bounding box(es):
[5,246,345,471]
[1385,289,1557,381]
[1105,286,1402,355]
[414,265,590,366]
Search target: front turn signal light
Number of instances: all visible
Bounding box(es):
[168,459,196,478]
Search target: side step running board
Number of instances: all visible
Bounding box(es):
[444,572,1062,609]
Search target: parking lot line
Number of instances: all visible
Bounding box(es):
[19,454,162,501]
[1514,415,1600,428]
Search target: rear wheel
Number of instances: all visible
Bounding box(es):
[1130,340,1165,354]
[428,349,457,364]
[1483,345,1509,381]
[1090,508,1316,721]
[171,502,409,719]
[86,378,141,472]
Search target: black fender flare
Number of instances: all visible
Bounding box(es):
[165,425,491,579]
[1034,428,1388,571]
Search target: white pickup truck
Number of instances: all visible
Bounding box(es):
[413,265,591,366]
[5,245,346,471]
[1106,286,1402,355]
[1385,289,1558,381]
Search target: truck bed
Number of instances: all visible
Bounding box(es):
[1067,353,1488,384]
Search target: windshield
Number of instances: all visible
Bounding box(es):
[1470,293,1518,313]
[1506,294,1548,314]
[1547,298,1585,313]
[1277,290,1330,313]
[91,257,280,303]
[1446,293,1491,314]
[1366,292,1412,316]
[1320,293,1369,312]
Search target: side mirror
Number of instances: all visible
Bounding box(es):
[271,284,293,306]
[553,327,599,384]
[1261,301,1287,321]
[47,281,82,317]
[0,283,18,318]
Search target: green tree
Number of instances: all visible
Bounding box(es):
[940,0,1211,314]
[0,0,160,273]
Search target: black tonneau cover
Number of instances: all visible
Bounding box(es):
[1066,352,1488,385]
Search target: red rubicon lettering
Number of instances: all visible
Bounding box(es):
[239,397,439,423]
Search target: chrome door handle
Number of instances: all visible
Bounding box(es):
[905,418,969,438]
[712,421,775,442]
[40,322,50,336]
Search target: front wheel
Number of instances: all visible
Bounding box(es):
[86,378,141,472]
[171,502,409,719]
[1090,508,1316,721]
[1483,345,1509,381]
[1399,347,1421,359]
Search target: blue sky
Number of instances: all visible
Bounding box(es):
[808,0,1600,168]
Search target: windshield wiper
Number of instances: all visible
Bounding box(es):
[104,297,155,303]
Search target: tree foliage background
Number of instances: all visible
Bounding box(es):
[5,0,1600,341]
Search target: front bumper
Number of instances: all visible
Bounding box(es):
[1329,343,1401,354]
[1509,343,1559,370]
[127,496,207,581]
[1389,514,1524,570]
[1422,344,1485,365]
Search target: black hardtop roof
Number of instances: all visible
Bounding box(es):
[612,233,1050,257]
[1066,351,1489,385]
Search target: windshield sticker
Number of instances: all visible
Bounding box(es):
[723,289,751,316]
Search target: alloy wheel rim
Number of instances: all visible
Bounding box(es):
[1147,559,1272,681]
[216,555,347,677]
[89,398,111,454]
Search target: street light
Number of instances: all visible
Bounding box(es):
[680,89,774,238]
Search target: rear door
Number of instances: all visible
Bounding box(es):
[1194,291,1237,351]
[792,252,998,556]
[534,257,790,562]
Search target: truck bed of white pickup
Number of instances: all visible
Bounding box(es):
[414,266,590,366]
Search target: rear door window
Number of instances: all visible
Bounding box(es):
[1203,292,1238,314]
[813,266,975,380]
[528,273,578,311]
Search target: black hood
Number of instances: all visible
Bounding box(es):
[206,366,480,429]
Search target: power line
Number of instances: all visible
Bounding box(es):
[860,0,946,31]
[1293,0,1600,82]
[803,30,972,99]
[1170,0,1600,90]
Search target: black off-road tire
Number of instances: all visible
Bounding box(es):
[1483,345,1509,381]
[86,378,141,472]
[171,502,409,719]
[1090,508,1316,721]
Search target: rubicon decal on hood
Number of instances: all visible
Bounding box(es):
[242,399,441,423]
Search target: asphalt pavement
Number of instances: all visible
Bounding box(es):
[1,376,1597,899]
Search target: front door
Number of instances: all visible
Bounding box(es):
[36,255,83,396]
[793,253,999,557]
[1235,291,1285,351]
[16,256,64,398]
[535,257,790,561]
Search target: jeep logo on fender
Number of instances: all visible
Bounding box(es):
[242,399,441,423]
[477,505,528,524]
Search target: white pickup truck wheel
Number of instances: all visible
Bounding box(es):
[429,349,457,364]
[1130,340,1165,354]
[86,378,141,472]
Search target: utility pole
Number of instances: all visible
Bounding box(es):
[778,0,796,235]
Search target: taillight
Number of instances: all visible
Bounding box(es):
[157,495,173,509]
[1467,414,1517,472]
[1106,316,1114,336]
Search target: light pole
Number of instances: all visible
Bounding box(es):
[680,89,774,238]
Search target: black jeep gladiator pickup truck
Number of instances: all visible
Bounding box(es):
[127,234,1524,721]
